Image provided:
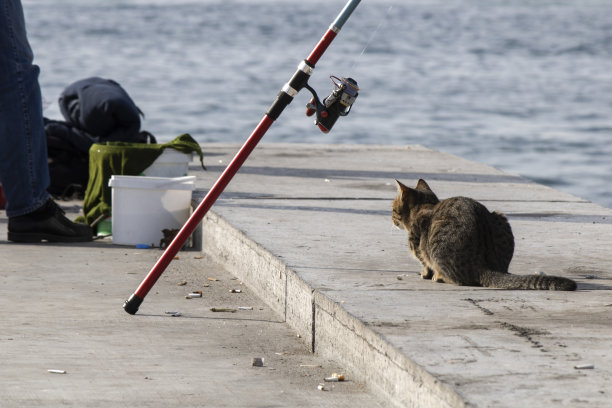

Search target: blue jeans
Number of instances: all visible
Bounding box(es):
[0,0,50,217]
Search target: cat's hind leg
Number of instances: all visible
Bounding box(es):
[428,260,457,284]
[420,261,446,283]
[431,269,446,283]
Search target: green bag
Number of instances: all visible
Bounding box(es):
[77,133,205,226]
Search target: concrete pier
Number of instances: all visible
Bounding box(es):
[2,143,611,407]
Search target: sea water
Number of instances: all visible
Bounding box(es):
[23,0,612,208]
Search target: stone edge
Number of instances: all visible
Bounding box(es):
[200,211,470,408]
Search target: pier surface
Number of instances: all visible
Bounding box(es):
[2,143,611,407]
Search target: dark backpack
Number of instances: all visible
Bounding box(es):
[46,78,156,199]
[45,119,90,198]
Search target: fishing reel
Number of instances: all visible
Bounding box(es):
[304,76,359,133]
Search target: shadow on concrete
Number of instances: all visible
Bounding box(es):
[136,312,285,324]
[206,165,530,184]
[0,240,112,248]
[212,200,611,225]
[576,282,612,291]
[215,201,388,216]
[508,212,612,224]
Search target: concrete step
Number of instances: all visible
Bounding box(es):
[194,143,612,407]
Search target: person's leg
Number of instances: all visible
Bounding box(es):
[0,1,92,242]
[0,0,50,217]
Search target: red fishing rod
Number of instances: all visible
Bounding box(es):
[124,0,362,314]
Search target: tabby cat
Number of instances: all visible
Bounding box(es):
[392,179,576,291]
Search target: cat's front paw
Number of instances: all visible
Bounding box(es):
[421,267,433,280]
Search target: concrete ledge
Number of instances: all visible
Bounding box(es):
[194,143,612,407]
[314,292,469,408]
[201,209,468,407]
[201,211,316,349]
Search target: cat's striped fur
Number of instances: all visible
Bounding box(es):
[392,179,576,291]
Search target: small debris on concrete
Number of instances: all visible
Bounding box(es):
[325,372,345,382]
[238,306,253,310]
[208,277,218,281]
[210,307,237,313]
[177,281,187,286]
[251,357,264,367]
[47,369,66,374]
[317,384,327,391]
[173,256,180,260]
[229,289,242,293]
[396,275,403,280]
[574,364,595,370]
[185,291,202,299]
[202,283,211,287]
[193,255,203,259]
[165,311,182,317]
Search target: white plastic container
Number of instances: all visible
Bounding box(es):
[108,175,195,246]
[142,149,193,177]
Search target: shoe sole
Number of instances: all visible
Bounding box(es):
[8,231,93,243]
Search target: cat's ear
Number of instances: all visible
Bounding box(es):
[396,179,417,205]
[415,179,439,203]
[415,179,433,192]
[395,179,409,193]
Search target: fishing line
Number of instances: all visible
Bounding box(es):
[349,5,394,73]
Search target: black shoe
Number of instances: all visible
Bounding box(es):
[8,199,93,243]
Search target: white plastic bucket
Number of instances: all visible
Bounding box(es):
[142,149,193,177]
[109,175,195,246]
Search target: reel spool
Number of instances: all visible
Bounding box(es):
[305,76,359,133]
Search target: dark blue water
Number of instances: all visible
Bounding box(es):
[24,0,612,208]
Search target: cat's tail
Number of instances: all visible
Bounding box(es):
[480,270,577,291]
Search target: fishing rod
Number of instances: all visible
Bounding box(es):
[123,0,362,315]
